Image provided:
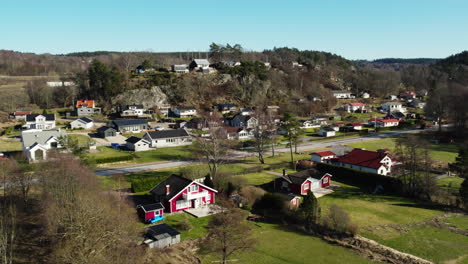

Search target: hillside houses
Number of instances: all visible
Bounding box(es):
[76,100,101,116]
[24,114,56,130]
[172,106,197,118]
[119,104,146,117]
[332,90,353,99]
[382,102,406,113]
[109,119,148,133]
[343,102,366,113]
[229,114,258,128]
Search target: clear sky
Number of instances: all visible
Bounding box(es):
[1,0,467,60]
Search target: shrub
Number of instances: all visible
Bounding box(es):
[174,218,192,231]
[252,193,288,218]
[131,177,166,193]
[239,186,266,206]
[94,155,133,164]
[324,204,358,235]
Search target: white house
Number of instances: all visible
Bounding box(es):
[331,149,400,176]
[299,120,319,129]
[311,150,337,163]
[332,90,353,99]
[343,102,366,113]
[143,129,192,148]
[70,117,94,129]
[382,102,406,113]
[172,64,189,73]
[361,92,370,99]
[21,129,67,162]
[318,127,336,137]
[24,114,56,130]
[376,119,399,128]
[47,81,75,87]
[76,100,101,116]
[172,106,197,118]
[230,114,258,129]
[189,59,211,71]
[121,104,146,117]
[125,136,151,152]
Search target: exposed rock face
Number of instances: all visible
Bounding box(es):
[112,86,169,109]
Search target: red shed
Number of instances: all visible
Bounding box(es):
[274,168,332,195]
[137,203,164,222]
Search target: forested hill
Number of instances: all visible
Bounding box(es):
[372,58,440,64]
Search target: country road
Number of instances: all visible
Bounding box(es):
[95,128,426,176]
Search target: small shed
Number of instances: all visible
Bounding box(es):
[137,203,164,222]
[144,224,180,249]
[97,126,116,138]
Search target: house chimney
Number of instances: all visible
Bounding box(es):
[166,185,170,195]
[283,169,287,176]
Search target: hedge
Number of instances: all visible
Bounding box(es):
[94,155,133,164]
[131,176,167,193]
[315,163,403,193]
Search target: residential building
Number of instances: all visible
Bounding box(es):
[318,126,336,137]
[239,107,253,116]
[343,102,366,113]
[172,64,189,73]
[109,119,149,133]
[24,114,56,130]
[189,59,211,71]
[310,116,329,125]
[143,129,192,148]
[299,120,319,129]
[330,148,400,176]
[311,150,337,163]
[274,168,332,195]
[346,123,363,130]
[97,126,117,138]
[229,114,258,128]
[9,110,32,120]
[144,224,180,249]
[171,106,197,118]
[399,91,416,100]
[125,136,151,151]
[332,90,353,99]
[214,103,238,114]
[377,119,400,127]
[120,104,146,117]
[149,174,218,213]
[137,203,164,223]
[382,102,406,113]
[21,129,67,162]
[70,117,94,129]
[226,127,254,140]
[76,100,101,116]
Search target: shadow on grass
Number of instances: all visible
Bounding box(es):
[390,202,452,211]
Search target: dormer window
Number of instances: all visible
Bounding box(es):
[189,185,198,192]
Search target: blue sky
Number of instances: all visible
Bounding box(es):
[1,0,467,60]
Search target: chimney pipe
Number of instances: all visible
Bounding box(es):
[166,185,170,195]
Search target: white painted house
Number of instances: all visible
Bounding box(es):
[382,102,406,113]
[125,136,151,152]
[143,129,192,148]
[332,90,353,99]
[318,127,336,137]
[311,150,337,163]
[172,106,197,118]
[343,102,366,113]
[70,117,94,129]
[24,114,56,130]
[121,104,146,117]
[21,129,67,162]
[331,149,400,176]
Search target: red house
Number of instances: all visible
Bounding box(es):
[137,203,164,222]
[150,174,218,213]
[311,150,337,163]
[274,168,332,195]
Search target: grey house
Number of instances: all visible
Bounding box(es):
[144,224,180,249]
[125,136,150,151]
[143,129,191,148]
[97,126,117,138]
[109,119,148,133]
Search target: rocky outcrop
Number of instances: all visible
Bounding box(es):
[112,86,169,109]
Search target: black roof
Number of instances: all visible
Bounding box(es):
[147,223,180,237]
[125,136,144,144]
[79,117,93,123]
[321,126,335,132]
[26,114,55,122]
[176,106,196,111]
[284,168,325,183]
[111,119,148,127]
[146,129,189,139]
[97,126,116,132]
[139,202,164,212]
[216,103,237,110]
[150,174,193,201]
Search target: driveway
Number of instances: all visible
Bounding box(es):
[93,135,128,146]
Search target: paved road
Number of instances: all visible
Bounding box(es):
[96,128,426,176]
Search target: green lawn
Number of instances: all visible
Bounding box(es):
[237,172,279,186]
[68,134,94,147]
[0,138,22,152]
[346,137,459,163]
[88,146,132,159]
[445,215,468,230]
[87,145,193,163]
[437,176,464,191]
[201,222,374,264]
[163,213,212,241]
[364,226,468,264]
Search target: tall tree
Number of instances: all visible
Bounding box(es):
[200,208,255,264]
[281,112,301,170]
[297,190,320,231]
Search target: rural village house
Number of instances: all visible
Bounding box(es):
[97,126,117,138]
[229,114,258,128]
[332,90,353,99]
[330,148,400,176]
[144,223,180,249]
[143,129,192,148]
[311,150,337,163]
[21,129,67,162]
[318,126,336,137]
[70,117,94,129]
[76,100,101,116]
[150,174,218,213]
[274,168,332,196]
[172,64,189,73]
[171,106,197,117]
[109,119,148,133]
[9,110,32,120]
[343,102,366,113]
[24,114,56,130]
[381,102,406,113]
[120,104,146,117]
[125,136,151,151]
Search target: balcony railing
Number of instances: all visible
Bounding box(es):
[183,190,209,200]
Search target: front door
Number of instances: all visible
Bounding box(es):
[193,198,200,208]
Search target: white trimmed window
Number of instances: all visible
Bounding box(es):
[189,185,198,192]
[176,200,191,210]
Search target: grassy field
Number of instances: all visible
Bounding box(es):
[68,134,95,147]
[87,145,193,163]
[437,176,464,191]
[346,137,459,163]
[0,137,22,152]
[201,222,374,264]
[237,172,279,186]
[446,215,468,230]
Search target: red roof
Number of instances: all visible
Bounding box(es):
[314,150,336,157]
[13,111,32,115]
[379,119,399,123]
[335,122,345,125]
[76,100,95,108]
[349,123,362,126]
[368,118,382,122]
[338,149,388,169]
[349,102,365,106]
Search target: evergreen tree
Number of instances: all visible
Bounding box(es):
[297,190,320,231]
[203,174,214,188]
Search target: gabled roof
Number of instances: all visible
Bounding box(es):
[97,126,116,132]
[13,111,32,115]
[138,202,164,212]
[313,150,336,157]
[379,119,399,123]
[146,223,180,238]
[337,149,388,169]
[21,129,66,148]
[346,102,365,107]
[77,117,93,123]
[26,114,55,122]
[150,174,193,201]
[111,119,148,127]
[125,136,149,144]
[145,129,190,139]
[193,59,210,65]
[283,168,330,184]
[320,126,335,132]
[76,100,95,108]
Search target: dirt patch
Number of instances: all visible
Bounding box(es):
[143,239,201,264]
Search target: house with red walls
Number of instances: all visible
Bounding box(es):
[274,168,332,196]
[149,174,218,213]
[137,203,164,222]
